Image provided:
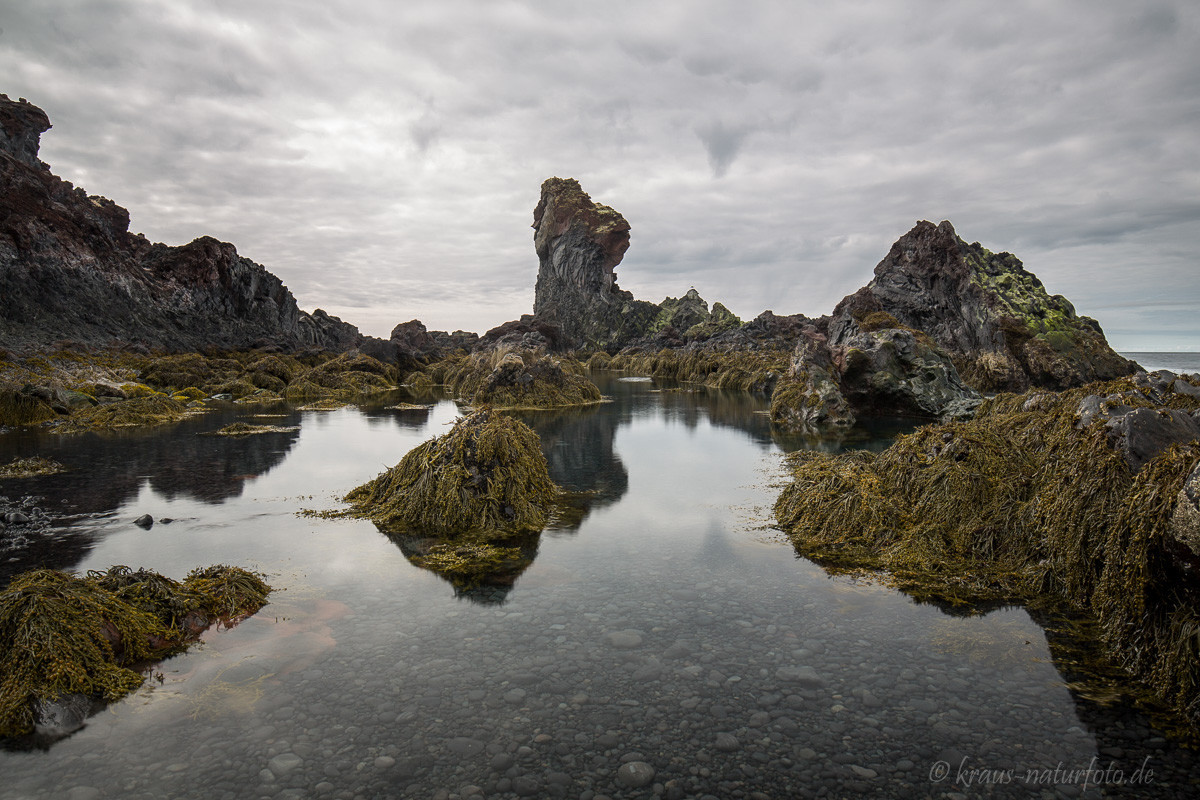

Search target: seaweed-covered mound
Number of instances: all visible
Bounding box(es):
[0,457,65,478]
[285,351,398,400]
[437,351,602,409]
[345,408,560,536]
[774,371,1200,729]
[51,395,193,433]
[607,348,788,395]
[0,565,271,737]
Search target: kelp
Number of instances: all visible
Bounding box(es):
[345,407,560,536]
[0,387,57,427]
[0,565,271,737]
[435,350,603,409]
[607,348,787,394]
[205,422,298,436]
[774,375,1200,729]
[0,457,66,479]
[50,395,194,433]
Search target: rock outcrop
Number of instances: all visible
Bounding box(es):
[532,178,659,350]
[828,220,1138,392]
[0,93,366,355]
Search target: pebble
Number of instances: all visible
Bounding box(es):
[616,761,655,788]
[605,630,644,649]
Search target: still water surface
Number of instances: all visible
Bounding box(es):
[1,373,1196,798]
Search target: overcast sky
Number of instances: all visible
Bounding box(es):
[2,0,1197,350]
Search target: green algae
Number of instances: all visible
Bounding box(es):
[0,565,271,737]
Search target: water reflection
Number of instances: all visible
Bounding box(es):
[384,530,540,605]
[0,405,301,583]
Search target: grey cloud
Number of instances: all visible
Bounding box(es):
[0,0,1196,348]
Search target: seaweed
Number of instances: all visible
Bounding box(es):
[51,395,194,433]
[0,457,66,479]
[204,422,299,436]
[774,376,1200,730]
[345,407,560,536]
[0,387,58,427]
[436,350,603,409]
[606,349,786,394]
[0,565,270,737]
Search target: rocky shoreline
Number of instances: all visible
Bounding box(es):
[3,90,1198,743]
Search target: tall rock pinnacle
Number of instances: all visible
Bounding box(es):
[532,178,657,350]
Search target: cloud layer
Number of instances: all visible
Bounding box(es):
[2,0,1197,349]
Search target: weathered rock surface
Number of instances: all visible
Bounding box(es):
[769,323,979,431]
[0,94,366,355]
[531,178,659,350]
[828,220,1137,392]
[650,288,743,342]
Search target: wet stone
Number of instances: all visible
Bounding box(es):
[616,761,656,789]
[714,733,741,752]
[605,629,644,649]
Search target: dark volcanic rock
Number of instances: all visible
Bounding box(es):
[0,94,363,355]
[477,316,567,353]
[532,177,659,350]
[828,220,1138,392]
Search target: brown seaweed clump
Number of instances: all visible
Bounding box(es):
[606,348,787,394]
[0,565,271,737]
[774,375,1200,730]
[436,350,603,409]
[0,457,66,479]
[345,408,560,536]
[50,395,196,434]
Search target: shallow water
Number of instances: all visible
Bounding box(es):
[0,375,1196,799]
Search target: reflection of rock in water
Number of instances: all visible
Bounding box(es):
[655,386,920,455]
[0,407,301,583]
[513,406,629,532]
[384,530,540,605]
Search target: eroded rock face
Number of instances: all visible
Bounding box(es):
[828,220,1137,392]
[769,323,979,431]
[532,178,659,349]
[0,94,361,354]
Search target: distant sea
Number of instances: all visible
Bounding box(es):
[1121,352,1200,374]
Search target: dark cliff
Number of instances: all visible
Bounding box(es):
[0,93,364,354]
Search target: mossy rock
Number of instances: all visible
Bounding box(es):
[345,407,560,536]
[0,565,271,737]
[138,353,233,392]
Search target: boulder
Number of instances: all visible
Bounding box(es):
[828,220,1137,392]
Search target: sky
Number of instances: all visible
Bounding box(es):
[1,0,1197,350]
